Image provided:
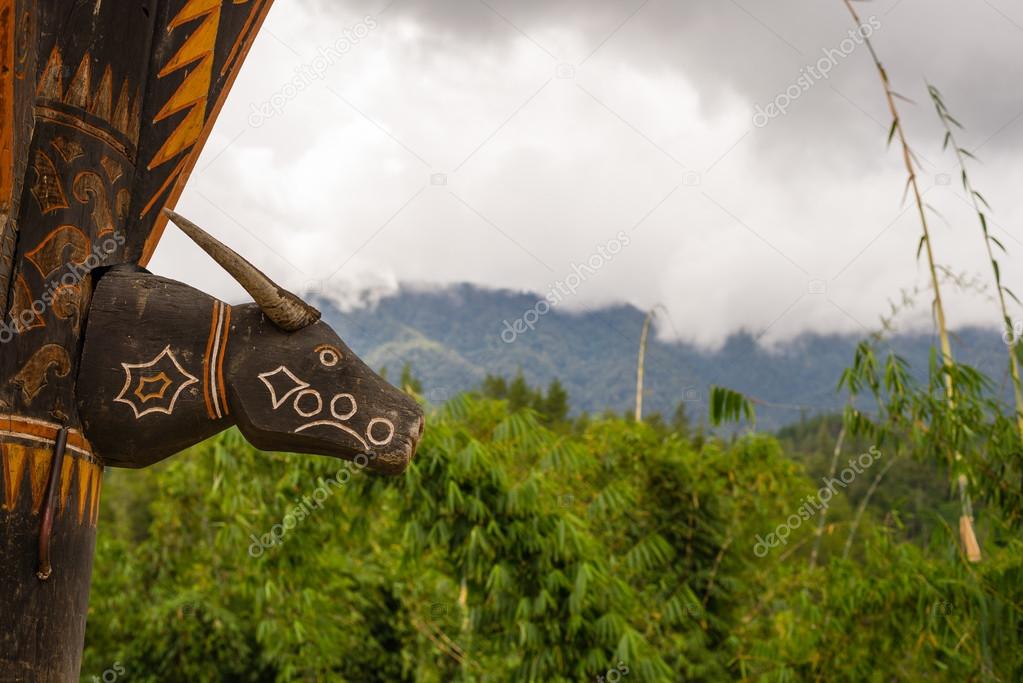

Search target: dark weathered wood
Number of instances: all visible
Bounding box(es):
[0,418,103,681]
[1,2,282,679]
[76,269,233,467]
[77,269,424,475]
[3,2,425,679]
[0,0,38,319]
[225,304,424,476]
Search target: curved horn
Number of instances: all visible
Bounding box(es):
[163,209,320,332]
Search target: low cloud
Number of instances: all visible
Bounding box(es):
[153,0,1023,347]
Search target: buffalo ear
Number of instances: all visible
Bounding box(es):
[163,209,320,332]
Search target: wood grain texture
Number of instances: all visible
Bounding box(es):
[0,0,38,321]
[0,1,425,679]
[77,270,425,475]
[0,420,100,682]
[226,304,425,476]
[1,3,278,679]
[77,270,232,468]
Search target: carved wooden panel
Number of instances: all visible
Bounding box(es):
[0,3,278,679]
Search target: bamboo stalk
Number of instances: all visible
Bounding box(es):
[841,0,980,562]
[843,456,898,559]
[635,308,655,422]
[928,84,1023,439]
[810,423,846,569]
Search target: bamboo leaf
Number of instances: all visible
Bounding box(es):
[709,386,756,428]
[988,232,1006,253]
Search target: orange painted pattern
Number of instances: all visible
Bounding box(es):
[148,0,222,172]
[140,0,274,266]
[217,305,232,415]
[0,415,103,527]
[202,300,219,418]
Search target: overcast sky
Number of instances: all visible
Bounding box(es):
[152,0,1023,347]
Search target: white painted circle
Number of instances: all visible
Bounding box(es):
[367,418,395,446]
[319,348,340,367]
[331,393,357,420]
[294,390,323,417]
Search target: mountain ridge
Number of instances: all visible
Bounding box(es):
[310,283,1011,429]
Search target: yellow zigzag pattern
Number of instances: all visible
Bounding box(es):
[148,0,222,170]
[1,443,103,527]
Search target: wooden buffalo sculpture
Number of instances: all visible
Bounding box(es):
[0,1,422,680]
[79,211,424,475]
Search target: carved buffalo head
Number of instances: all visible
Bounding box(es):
[75,211,424,475]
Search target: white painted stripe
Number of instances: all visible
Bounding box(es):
[0,431,94,459]
[0,414,84,436]
[209,303,226,419]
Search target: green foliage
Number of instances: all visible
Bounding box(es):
[83,393,1023,681]
[709,386,756,430]
[776,413,955,543]
[477,372,573,428]
[401,362,424,395]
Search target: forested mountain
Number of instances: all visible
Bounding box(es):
[314,283,1011,429]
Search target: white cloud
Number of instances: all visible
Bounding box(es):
[151,0,1023,348]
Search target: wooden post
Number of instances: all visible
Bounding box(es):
[1,3,424,679]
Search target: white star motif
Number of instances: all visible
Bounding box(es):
[258,366,310,409]
[114,346,199,419]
